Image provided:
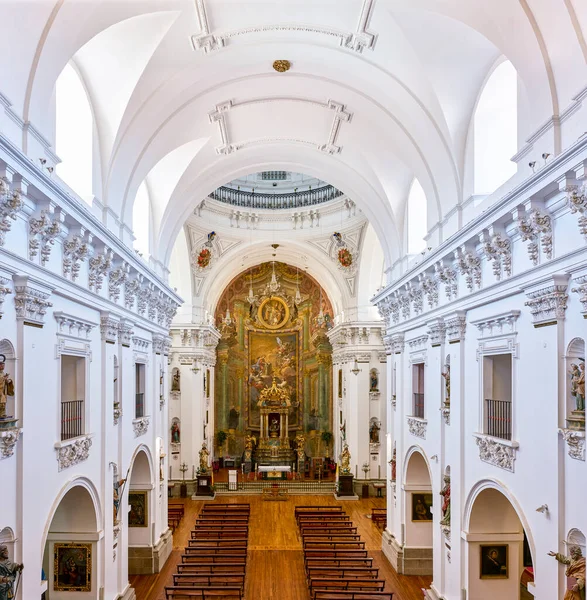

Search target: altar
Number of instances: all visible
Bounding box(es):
[258,465,291,479]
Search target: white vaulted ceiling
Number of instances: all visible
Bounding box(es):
[1,0,585,274]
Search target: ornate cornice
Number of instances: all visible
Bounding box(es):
[517,208,552,265]
[0,177,23,246]
[100,314,120,344]
[524,275,569,327]
[28,209,62,265]
[559,428,585,461]
[445,311,466,344]
[118,320,134,347]
[13,275,53,327]
[473,434,518,472]
[407,417,427,439]
[426,319,445,347]
[133,417,150,437]
[0,276,12,319]
[471,310,520,338]
[0,428,22,459]
[54,312,96,340]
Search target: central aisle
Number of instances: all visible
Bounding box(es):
[130,495,431,600]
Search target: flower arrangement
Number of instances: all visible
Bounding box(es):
[338,247,353,268]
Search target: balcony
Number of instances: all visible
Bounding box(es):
[413,393,425,419]
[61,399,84,441]
[485,398,512,440]
[135,393,145,419]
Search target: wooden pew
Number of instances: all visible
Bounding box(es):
[296,506,344,515]
[306,567,379,580]
[184,547,247,557]
[196,517,250,525]
[305,557,374,570]
[191,529,249,539]
[370,508,386,529]
[165,586,243,599]
[201,503,250,509]
[304,541,366,550]
[169,504,185,516]
[309,579,386,598]
[313,591,393,600]
[304,550,369,559]
[177,564,246,576]
[302,533,362,541]
[300,524,357,532]
[181,554,247,565]
[172,573,245,588]
[188,539,248,549]
[298,516,351,523]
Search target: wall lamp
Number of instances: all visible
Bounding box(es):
[351,359,361,376]
[536,504,549,514]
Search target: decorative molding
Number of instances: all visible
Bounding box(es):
[559,428,585,461]
[471,310,520,338]
[571,275,587,317]
[0,276,12,318]
[153,334,166,355]
[408,335,428,351]
[391,395,396,410]
[0,177,23,246]
[108,263,130,303]
[54,312,96,340]
[517,208,552,265]
[391,333,404,354]
[524,276,569,327]
[369,391,380,401]
[208,97,352,156]
[62,234,90,281]
[54,435,92,471]
[420,275,439,309]
[13,276,53,326]
[426,319,445,347]
[445,312,466,344]
[133,417,150,437]
[434,262,458,301]
[118,321,134,348]
[473,434,518,472]
[567,185,587,240]
[0,428,22,459]
[440,406,450,426]
[113,405,122,426]
[480,232,512,281]
[455,247,481,292]
[88,248,114,293]
[191,0,377,54]
[28,210,62,265]
[100,314,120,344]
[407,417,427,439]
[124,276,142,311]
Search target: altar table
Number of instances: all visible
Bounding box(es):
[258,465,291,472]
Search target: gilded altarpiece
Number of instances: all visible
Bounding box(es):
[215,262,333,458]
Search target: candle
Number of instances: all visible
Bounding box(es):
[192,465,195,479]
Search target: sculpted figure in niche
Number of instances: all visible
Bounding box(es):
[370,369,378,392]
[369,420,380,444]
[199,442,210,473]
[442,363,450,405]
[439,475,450,527]
[113,476,126,522]
[389,448,396,482]
[549,545,586,600]
[171,369,180,392]
[0,545,23,600]
[171,420,180,444]
[0,355,15,419]
[269,417,279,437]
[570,363,585,411]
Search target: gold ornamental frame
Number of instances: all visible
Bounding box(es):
[257,296,290,330]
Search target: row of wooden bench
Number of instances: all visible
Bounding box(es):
[165,503,251,600]
[296,505,394,600]
[169,503,185,532]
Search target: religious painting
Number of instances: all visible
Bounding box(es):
[53,543,91,592]
[128,491,148,527]
[258,296,290,330]
[411,493,433,521]
[338,369,343,398]
[480,545,508,579]
[248,331,298,429]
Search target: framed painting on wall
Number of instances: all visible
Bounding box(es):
[411,492,433,521]
[53,542,92,592]
[480,545,508,579]
[128,490,148,527]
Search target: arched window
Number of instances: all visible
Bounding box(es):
[55,63,93,203]
[474,60,517,195]
[407,179,427,254]
[133,182,150,258]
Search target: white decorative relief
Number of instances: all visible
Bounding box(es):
[191,0,377,54]
[88,248,113,293]
[0,276,12,318]
[407,283,424,316]
[472,310,520,338]
[0,177,23,246]
[407,417,427,439]
[473,434,518,472]
[517,208,552,265]
[62,234,90,281]
[435,262,458,301]
[208,98,352,156]
[420,275,439,309]
[525,282,568,327]
[28,210,62,265]
[55,435,92,471]
[571,275,587,317]
[124,276,142,311]
[54,312,95,339]
[0,428,22,459]
[567,185,587,240]
[108,263,130,303]
[118,321,134,348]
[133,417,150,437]
[455,247,481,292]
[408,335,428,351]
[14,279,52,326]
[445,312,466,343]
[100,315,119,344]
[426,320,445,347]
[559,428,585,461]
[481,232,512,281]
[440,406,450,426]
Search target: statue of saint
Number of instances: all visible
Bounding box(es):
[269,417,279,437]
[0,356,15,419]
[369,420,380,444]
[389,448,397,482]
[113,477,126,522]
[340,443,351,475]
[171,369,180,392]
[199,442,210,473]
[442,364,450,405]
[439,475,450,527]
[549,545,586,600]
[244,433,254,452]
[171,421,180,444]
[578,363,586,411]
[370,370,378,392]
[0,544,23,600]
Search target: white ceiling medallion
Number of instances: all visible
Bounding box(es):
[208,98,352,156]
[191,0,377,54]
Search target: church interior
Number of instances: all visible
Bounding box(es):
[0,1,586,599]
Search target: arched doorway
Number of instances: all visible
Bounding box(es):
[42,482,100,599]
[464,484,534,599]
[403,448,433,575]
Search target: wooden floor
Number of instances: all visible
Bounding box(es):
[130,495,432,600]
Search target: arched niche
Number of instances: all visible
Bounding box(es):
[565,338,585,419]
[403,449,433,574]
[464,483,533,600]
[127,448,153,573]
[42,482,100,599]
